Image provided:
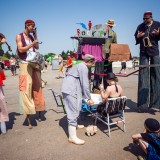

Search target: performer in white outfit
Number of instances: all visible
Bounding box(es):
[61,54,95,145]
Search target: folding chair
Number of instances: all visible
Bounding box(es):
[95,96,127,137]
[48,88,66,114]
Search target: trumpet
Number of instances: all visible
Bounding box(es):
[32,28,42,44]
[143,36,152,47]
[32,27,38,40]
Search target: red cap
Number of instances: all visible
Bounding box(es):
[144,11,152,16]
[25,19,35,25]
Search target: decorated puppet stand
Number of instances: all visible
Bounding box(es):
[71,21,131,61]
[71,21,132,92]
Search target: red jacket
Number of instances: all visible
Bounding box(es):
[0,71,6,86]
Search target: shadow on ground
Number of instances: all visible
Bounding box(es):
[6,112,21,129]
[123,143,146,158]
[22,111,47,127]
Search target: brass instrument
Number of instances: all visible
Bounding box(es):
[32,28,42,44]
[143,36,152,47]
[143,26,152,47]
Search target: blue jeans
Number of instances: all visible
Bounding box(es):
[138,55,160,109]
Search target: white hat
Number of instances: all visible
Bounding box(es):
[84,54,95,62]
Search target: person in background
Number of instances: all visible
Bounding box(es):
[132,58,137,70]
[16,19,46,129]
[65,53,73,72]
[44,60,48,71]
[9,56,16,76]
[135,11,160,111]
[119,61,127,74]
[61,54,95,145]
[57,54,64,79]
[0,63,8,134]
[132,118,160,160]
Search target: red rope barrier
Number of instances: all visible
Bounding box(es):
[89,67,146,77]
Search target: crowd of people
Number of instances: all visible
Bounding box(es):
[0,11,160,160]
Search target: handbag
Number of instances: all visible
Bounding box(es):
[26,51,45,70]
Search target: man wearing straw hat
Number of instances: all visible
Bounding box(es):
[103,19,117,88]
[135,11,160,111]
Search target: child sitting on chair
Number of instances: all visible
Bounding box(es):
[98,72,123,114]
[99,72,123,101]
[132,118,160,160]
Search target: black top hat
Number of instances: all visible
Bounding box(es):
[144,118,160,132]
[105,72,117,80]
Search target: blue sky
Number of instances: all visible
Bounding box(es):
[1,0,160,57]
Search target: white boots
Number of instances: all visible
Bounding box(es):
[68,125,85,145]
[0,122,7,134]
[77,125,84,129]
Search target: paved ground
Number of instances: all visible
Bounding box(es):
[0,66,159,160]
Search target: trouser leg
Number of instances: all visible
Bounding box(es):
[138,56,149,108]
[62,93,85,145]
[150,56,160,109]
[62,93,81,126]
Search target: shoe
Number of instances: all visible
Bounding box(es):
[38,118,41,122]
[68,125,85,145]
[137,155,146,160]
[56,77,60,79]
[77,125,84,129]
[28,124,33,129]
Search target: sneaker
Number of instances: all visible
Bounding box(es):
[137,155,146,160]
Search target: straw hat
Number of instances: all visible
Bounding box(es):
[106,19,116,26]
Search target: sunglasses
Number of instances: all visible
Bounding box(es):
[143,17,150,20]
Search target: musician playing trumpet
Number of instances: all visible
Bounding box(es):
[135,11,160,111]
[16,19,46,129]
